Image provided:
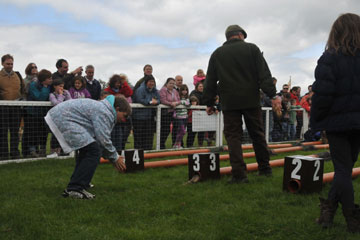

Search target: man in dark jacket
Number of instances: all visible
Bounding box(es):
[83,65,101,100]
[52,59,83,90]
[203,25,276,183]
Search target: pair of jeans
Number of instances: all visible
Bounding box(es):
[111,123,122,152]
[120,120,131,150]
[223,108,271,177]
[67,142,101,191]
[186,122,204,147]
[174,118,187,143]
[0,106,21,159]
[133,119,154,150]
[22,112,48,156]
[289,124,296,140]
[160,111,173,149]
[282,121,290,141]
[327,130,360,209]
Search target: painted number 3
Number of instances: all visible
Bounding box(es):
[193,154,200,171]
[192,154,217,172]
[209,153,217,171]
[291,158,321,181]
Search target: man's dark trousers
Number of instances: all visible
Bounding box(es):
[223,107,271,177]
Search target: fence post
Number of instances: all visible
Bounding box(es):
[302,109,309,139]
[219,112,224,147]
[215,111,220,147]
[265,108,270,143]
[155,105,161,151]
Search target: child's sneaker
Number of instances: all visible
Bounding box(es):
[173,143,183,149]
[62,189,96,199]
[46,152,58,158]
[30,151,39,158]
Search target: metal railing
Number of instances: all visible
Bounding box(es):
[0,100,308,163]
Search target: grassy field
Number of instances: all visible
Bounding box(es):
[1,148,360,240]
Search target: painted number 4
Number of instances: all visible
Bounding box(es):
[121,150,140,165]
[291,158,321,181]
[132,150,140,165]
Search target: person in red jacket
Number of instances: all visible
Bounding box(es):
[104,74,133,98]
[104,74,133,152]
[300,91,313,116]
[290,86,303,138]
[290,86,300,105]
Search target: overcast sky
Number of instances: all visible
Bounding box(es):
[1,0,359,94]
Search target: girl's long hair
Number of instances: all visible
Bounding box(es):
[326,13,360,56]
[72,76,86,90]
[179,84,189,99]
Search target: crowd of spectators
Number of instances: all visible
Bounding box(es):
[261,79,312,142]
[0,53,308,160]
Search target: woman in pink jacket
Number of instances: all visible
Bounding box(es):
[159,77,180,149]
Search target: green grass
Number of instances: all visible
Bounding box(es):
[1,149,360,240]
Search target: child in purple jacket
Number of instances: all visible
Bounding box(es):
[69,76,91,99]
[48,78,72,158]
[49,78,72,105]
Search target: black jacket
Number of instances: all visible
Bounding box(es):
[52,71,75,90]
[189,90,203,105]
[203,38,276,111]
[84,77,102,100]
[310,49,360,132]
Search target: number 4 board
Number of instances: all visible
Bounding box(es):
[120,149,144,173]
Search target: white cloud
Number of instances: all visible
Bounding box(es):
[0,24,208,90]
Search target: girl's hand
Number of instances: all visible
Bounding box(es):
[113,156,126,172]
[151,98,158,105]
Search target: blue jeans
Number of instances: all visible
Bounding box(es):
[289,124,296,140]
[67,141,101,191]
[111,123,122,152]
[281,121,290,141]
[175,118,187,143]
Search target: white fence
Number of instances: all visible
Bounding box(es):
[0,100,308,162]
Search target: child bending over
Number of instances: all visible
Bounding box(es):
[45,95,131,199]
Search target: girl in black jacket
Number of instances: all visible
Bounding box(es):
[311,13,360,233]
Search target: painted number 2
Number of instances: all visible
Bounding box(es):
[313,160,320,181]
[291,158,302,180]
[291,158,321,181]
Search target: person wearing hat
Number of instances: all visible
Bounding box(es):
[203,24,277,184]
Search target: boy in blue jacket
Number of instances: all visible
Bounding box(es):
[45,95,131,199]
